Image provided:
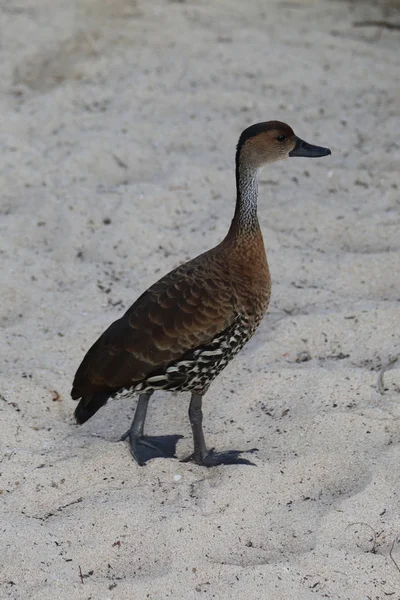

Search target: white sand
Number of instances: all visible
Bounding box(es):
[1,0,400,598]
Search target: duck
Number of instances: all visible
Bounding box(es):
[71,121,331,467]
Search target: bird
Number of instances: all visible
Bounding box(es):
[71,121,331,467]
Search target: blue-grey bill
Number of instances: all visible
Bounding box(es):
[289,136,331,158]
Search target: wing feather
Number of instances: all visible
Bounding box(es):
[71,254,237,399]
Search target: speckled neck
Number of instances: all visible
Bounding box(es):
[228,154,260,238]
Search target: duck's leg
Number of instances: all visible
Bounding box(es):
[120,392,182,465]
[182,393,257,467]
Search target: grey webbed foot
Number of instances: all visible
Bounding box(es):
[185,394,258,467]
[181,447,258,467]
[120,432,183,466]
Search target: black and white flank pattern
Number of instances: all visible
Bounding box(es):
[121,313,260,397]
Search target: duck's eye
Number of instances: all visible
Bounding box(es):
[276,134,286,142]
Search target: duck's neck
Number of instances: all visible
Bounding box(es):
[228,157,260,239]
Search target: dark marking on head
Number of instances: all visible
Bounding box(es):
[237,121,295,152]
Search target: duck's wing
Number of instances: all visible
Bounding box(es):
[71,257,237,399]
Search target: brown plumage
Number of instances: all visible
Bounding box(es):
[71,121,331,467]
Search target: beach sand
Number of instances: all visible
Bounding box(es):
[1,0,400,598]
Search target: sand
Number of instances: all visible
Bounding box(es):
[1,0,400,598]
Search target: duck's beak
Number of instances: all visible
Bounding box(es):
[289,136,331,158]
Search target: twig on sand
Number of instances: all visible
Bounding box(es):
[353,21,400,31]
[389,537,400,574]
[377,356,398,395]
[346,522,378,554]
[79,566,84,584]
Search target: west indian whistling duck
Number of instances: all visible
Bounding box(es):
[71,121,331,467]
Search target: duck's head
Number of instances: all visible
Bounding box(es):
[236,121,331,168]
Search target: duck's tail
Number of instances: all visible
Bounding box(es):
[73,392,111,424]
